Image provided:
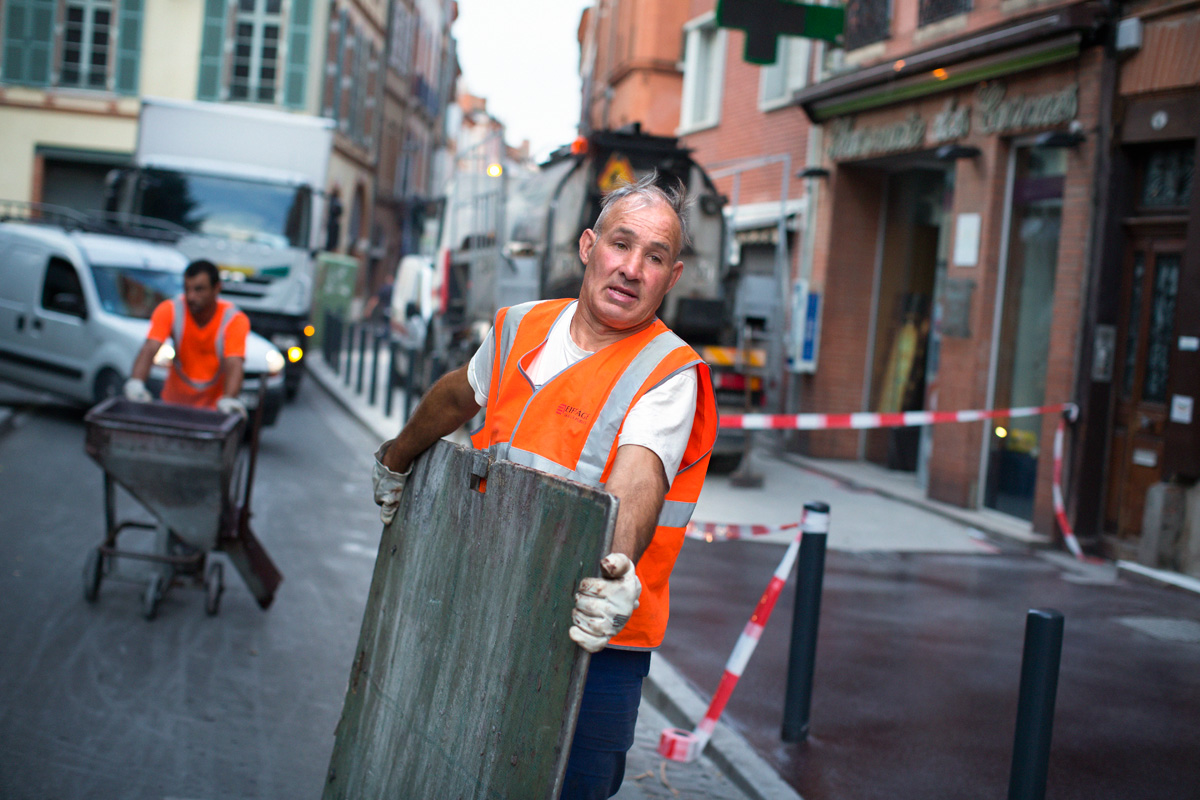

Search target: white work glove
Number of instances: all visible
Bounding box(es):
[123,378,152,402]
[569,553,642,653]
[216,396,248,419]
[372,440,412,525]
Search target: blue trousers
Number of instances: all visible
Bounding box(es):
[559,648,652,800]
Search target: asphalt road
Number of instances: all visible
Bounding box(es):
[0,382,386,798]
[661,539,1200,800]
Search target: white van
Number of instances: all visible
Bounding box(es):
[0,212,286,424]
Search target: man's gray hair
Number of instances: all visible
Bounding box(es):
[593,171,691,256]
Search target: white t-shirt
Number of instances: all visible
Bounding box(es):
[467,302,698,485]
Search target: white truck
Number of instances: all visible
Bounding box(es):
[106,97,335,398]
[422,126,767,470]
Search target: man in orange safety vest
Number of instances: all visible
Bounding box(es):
[125,259,250,418]
[372,173,717,799]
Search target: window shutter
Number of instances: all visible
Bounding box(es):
[2,0,55,86]
[284,0,311,108]
[197,0,227,100]
[115,0,144,94]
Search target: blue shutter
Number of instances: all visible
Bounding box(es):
[196,0,227,100]
[114,0,143,94]
[284,0,311,108]
[2,0,55,86]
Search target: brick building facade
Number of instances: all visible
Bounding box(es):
[795,0,1111,539]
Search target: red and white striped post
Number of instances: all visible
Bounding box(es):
[658,502,831,762]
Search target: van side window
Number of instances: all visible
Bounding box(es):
[42,258,87,318]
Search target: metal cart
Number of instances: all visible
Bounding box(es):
[83,397,283,619]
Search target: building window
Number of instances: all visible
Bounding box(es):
[2,0,141,93]
[198,0,310,108]
[389,2,413,76]
[679,14,725,133]
[844,0,891,51]
[229,0,283,103]
[1139,144,1194,209]
[919,0,971,27]
[61,0,112,88]
[759,36,810,110]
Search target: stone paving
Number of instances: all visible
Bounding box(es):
[616,701,751,800]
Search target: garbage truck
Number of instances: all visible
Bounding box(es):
[420,125,768,470]
[105,97,336,399]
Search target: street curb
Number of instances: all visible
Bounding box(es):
[1116,560,1200,595]
[778,451,1051,550]
[306,358,393,442]
[643,655,804,800]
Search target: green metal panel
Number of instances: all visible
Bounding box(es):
[115,0,143,95]
[717,0,844,64]
[196,0,226,101]
[2,0,55,86]
[284,0,311,108]
[310,252,358,347]
[324,441,616,799]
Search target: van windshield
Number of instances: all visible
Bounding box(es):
[135,168,310,249]
[91,266,181,319]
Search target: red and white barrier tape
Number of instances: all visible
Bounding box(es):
[720,402,1076,430]
[717,402,1086,561]
[659,505,831,763]
[685,519,799,541]
[1052,407,1085,560]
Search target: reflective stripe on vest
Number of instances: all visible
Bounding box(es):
[487,316,704,529]
[170,297,237,391]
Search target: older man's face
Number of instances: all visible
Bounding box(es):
[576,197,683,335]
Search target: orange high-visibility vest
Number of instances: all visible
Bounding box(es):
[471,299,718,649]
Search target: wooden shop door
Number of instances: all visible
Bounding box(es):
[1105,227,1186,541]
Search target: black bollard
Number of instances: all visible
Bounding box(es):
[368,331,381,406]
[343,323,354,386]
[384,340,397,417]
[404,347,417,421]
[1008,609,1064,800]
[781,501,831,742]
[355,325,368,394]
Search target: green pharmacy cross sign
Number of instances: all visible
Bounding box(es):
[716,0,845,64]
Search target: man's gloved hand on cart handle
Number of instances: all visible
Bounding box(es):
[216,396,247,419]
[123,378,152,403]
[373,439,412,525]
[569,553,641,653]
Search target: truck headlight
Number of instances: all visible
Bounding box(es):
[153,342,175,368]
[265,348,286,376]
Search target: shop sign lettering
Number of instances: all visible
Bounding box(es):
[826,81,1079,161]
[975,83,1078,134]
[930,98,970,144]
[827,113,927,160]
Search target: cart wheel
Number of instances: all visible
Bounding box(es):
[83,548,103,604]
[204,561,224,616]
[143,575,162,620]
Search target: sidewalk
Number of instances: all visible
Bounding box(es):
[306,354,801,800]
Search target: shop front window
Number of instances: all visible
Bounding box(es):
[984,147,1065,520]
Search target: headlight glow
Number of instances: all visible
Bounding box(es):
[287,346,304,363]
[152,342,175,368]
[265,348,286,376]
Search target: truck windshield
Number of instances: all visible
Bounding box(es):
[91,266,180,319]
[136,169,310,249]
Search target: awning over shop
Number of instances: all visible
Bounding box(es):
[791,3,1109,122]
[727,198,807,244]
